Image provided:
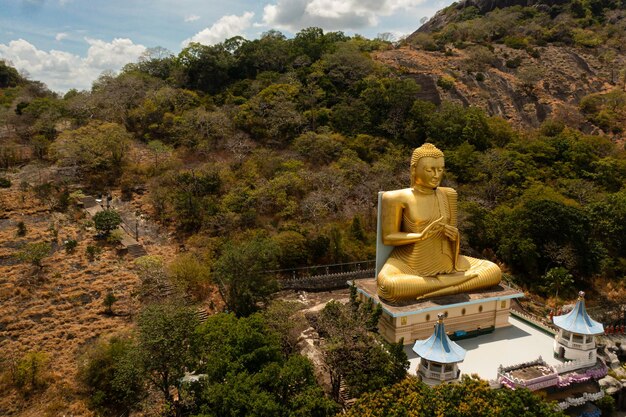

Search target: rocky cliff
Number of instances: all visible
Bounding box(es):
[383,0,626,133]
[374,44,623,130]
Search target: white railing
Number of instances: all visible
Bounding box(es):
[498,357,546,373]
[553,357,596,374]
[555,335,595,350]
[557,391,604,410]
[419,364,457,381]
[510,310,557,334]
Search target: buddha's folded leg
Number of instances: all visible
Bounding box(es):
[377,267,460,303]
[377,272,430,303]
[416,258,501,300]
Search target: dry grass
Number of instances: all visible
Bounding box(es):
[0,165,189,416]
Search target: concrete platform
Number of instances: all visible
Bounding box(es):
[405,315,564,380]
[353,278,524,343]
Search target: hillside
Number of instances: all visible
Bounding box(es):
[393,0,626,131]
[374,44,621,130]
[1,4,626,416]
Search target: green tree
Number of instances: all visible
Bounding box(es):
[137,303,199,413]
[103,291,118,315]
[292,130,344,164]
[16,241,51,269]
[50,121,131,187]
[167,252,212,301]
[316,300,408,400]
[235,83,305,145]
[233,30,292,78]
[93,210,122,236]
[11,351,49,393]
[78,336,144,415]
[292,27,345,62]
[167,168,222,233]
[213,234,279,316]
[272,230,309,269]
[177,42,235,93]
[345,375,566,417]
[0,60,25,87]
[587,191,626,277]
[86,245,102,261]
[360,76,421,139]
[190,312,339,417]
[542,267,574,301]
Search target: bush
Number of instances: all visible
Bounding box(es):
[572,28,603,47]
[504,35,530,49]
[11,352,49,392]
[0,177,11,188]
[16,242,51,269]
[86,245,102,261]
[106,229,125,244]
[93,210,122,236]
[437,75,456,90]
[595,394,616,416]
[78,336,144,415]
[103,291,117,314]
[476,72,486,82]
[168,253,212,301]
[410,33,439,51]
[506,56,523,68]
[16,221,27,237]
[64,239,78,253]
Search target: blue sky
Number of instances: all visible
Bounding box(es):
[0,0,452,92]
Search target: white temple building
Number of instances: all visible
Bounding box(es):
[553,291,604,362]
[412,313,466,386]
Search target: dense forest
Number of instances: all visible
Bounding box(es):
[1,0,626,413]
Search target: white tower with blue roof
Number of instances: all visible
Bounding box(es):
[412,313,466,385]
[552,291,604,362]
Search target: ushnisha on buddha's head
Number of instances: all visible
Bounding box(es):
[410,143,445,190]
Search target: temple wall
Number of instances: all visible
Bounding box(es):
[373,297,513,343]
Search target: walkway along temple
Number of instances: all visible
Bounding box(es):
[265,260,376,291]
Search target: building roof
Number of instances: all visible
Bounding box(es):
[553,292,604,335]
[412,314,466,363]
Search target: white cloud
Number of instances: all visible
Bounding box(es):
[0,37,146,92]
[184,14,201,22]
[182,11,254,47]
[55,32,69,41]
[262,0,425,31]
[84,37,146,69]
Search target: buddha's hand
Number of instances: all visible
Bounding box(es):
[443,224,459,241]
[415,216,444,240]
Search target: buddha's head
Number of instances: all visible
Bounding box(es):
[410,143,445,190]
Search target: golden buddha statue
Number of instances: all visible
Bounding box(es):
[377,143,501,303]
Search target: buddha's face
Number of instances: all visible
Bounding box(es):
[413,156,444,189]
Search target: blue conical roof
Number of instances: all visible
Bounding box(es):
[553,292,604,335]
[412,314,466,363]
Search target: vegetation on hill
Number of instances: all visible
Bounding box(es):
[77,300,356,416]
[1,15,625,415]
[413,0,626,52]
[400,0,626,131]
[345,375,567,417]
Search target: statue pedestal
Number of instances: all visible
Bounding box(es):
[351,278,524,344]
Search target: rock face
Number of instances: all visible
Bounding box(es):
[372,44,624,130]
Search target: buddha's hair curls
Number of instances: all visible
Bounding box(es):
[410,143,444,166]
